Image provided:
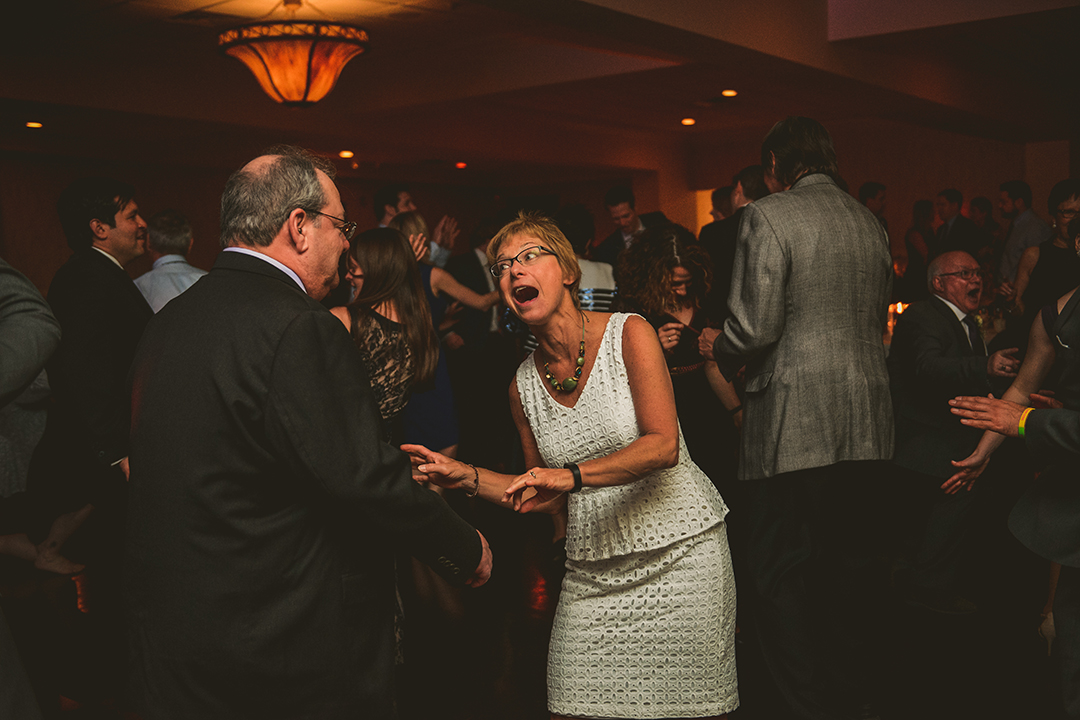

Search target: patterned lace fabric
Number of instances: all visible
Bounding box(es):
[514,312,729,561]
[348,306,413,439]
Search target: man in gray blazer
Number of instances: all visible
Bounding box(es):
[700,116,894,719]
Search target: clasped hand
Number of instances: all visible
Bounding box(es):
[502,467,574,513]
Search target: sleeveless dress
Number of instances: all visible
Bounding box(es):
[515,313,738,718]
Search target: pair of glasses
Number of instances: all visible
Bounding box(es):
[490,245,555,278]
[937,268,980,281]
[310,210,358,241]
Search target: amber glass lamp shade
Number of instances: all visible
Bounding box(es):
[219,22,369,106]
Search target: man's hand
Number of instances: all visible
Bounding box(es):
[467,530,492,588]
[119,456,131,481]
[698,327,720,361]
[987,347,1020,378]
[996,281,1016,300]
[949,394,1026,436]
[433,216,460,252]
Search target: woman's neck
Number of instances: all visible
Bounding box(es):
[534,302,584,360]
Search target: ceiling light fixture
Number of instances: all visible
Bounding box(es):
[721,89,738,97]
[338,150,355,158]
[219,0,368,106]
[455,162,467,169]
[26,121,43,128]
[681,118,696,126]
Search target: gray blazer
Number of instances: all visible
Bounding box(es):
[0,257,60,408]
[714,173,894,480]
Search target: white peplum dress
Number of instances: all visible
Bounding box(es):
[515,313,738,719]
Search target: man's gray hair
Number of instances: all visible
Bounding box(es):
[148,209,194,255]
[219,145,336,248]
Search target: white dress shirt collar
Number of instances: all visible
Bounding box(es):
[223,247,306,294]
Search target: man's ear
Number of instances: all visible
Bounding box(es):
[89,218,110,241]
[287,207,309,252]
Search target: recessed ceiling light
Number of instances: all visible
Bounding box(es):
[681,118,696,126]
[455,162,467,169]
[26,121,43,128]
[338,150,354,159]
[721,89,738,97]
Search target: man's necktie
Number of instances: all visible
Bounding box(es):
[963,315,985,355]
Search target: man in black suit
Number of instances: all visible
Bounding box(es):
[888,250,1019,612]
[590,185,667,268]
[27,177,152,574]
[933,188,980,258]
[698,165,769,325]
[126,146,491,719]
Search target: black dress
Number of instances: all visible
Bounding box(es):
[647,309,738,494]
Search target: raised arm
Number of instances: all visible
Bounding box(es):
[430,266,499,311]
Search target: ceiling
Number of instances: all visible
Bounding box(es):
[0,0,1074,185]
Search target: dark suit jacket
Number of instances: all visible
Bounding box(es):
[28,248,152,511]
[887,295,990,478]
[698,207,744,325]
[444,249,495,348]
[125,251,481,719]
[591,210,668,268]
[0,257,60,408]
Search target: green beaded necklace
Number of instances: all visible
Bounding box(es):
[544,314,586,392]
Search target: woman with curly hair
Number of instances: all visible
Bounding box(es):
[616,223,742,494]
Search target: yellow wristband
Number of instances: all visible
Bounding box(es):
[1018,407,1034,438]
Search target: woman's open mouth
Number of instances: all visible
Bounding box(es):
[513,285,539,304]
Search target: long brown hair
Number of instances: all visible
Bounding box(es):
[348,227,438,385]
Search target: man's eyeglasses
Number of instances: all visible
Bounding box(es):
[311,210,357,241]
[937,268,980,281]
[490,245,555,278]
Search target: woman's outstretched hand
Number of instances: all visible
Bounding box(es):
[402,443,469,490]
[503,467,574,513]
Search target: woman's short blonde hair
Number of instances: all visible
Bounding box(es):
[487,211,582,308]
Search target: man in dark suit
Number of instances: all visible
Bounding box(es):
[888,250,1019,612]
[125,146,490,719]
[27,177,152,574]
[590,185,667,268]
[699,117,894,719]
[698,165,769,325]
[933,188,980,258]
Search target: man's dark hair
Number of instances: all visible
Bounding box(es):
[937,188,963,207]
[56,177,135,252]
[1047,178,1080,216]
[858,181,886,204]
[148,209,194,256]
[1000,180,1033,208]
[554,203,596,256]
[969,196,993,217]
[604,185,635,210]
[760,116,838,188]
[219,145,335,249]
[373,184,408,223]
[733,165,769,202]
[711,185,733,207]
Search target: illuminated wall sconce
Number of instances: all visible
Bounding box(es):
[681,118,696,126]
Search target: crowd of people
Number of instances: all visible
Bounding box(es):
[0,116,1079,720]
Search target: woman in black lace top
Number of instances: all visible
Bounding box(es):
[331,227,438,440]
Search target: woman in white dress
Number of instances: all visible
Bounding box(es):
[406,212,738,719]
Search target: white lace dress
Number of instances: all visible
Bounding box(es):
[515,313,738,719]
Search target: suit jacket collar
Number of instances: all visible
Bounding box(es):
[213,248,310,296]
[75,248,153,311]
[790,173,836,190]
[928,294,978,356]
